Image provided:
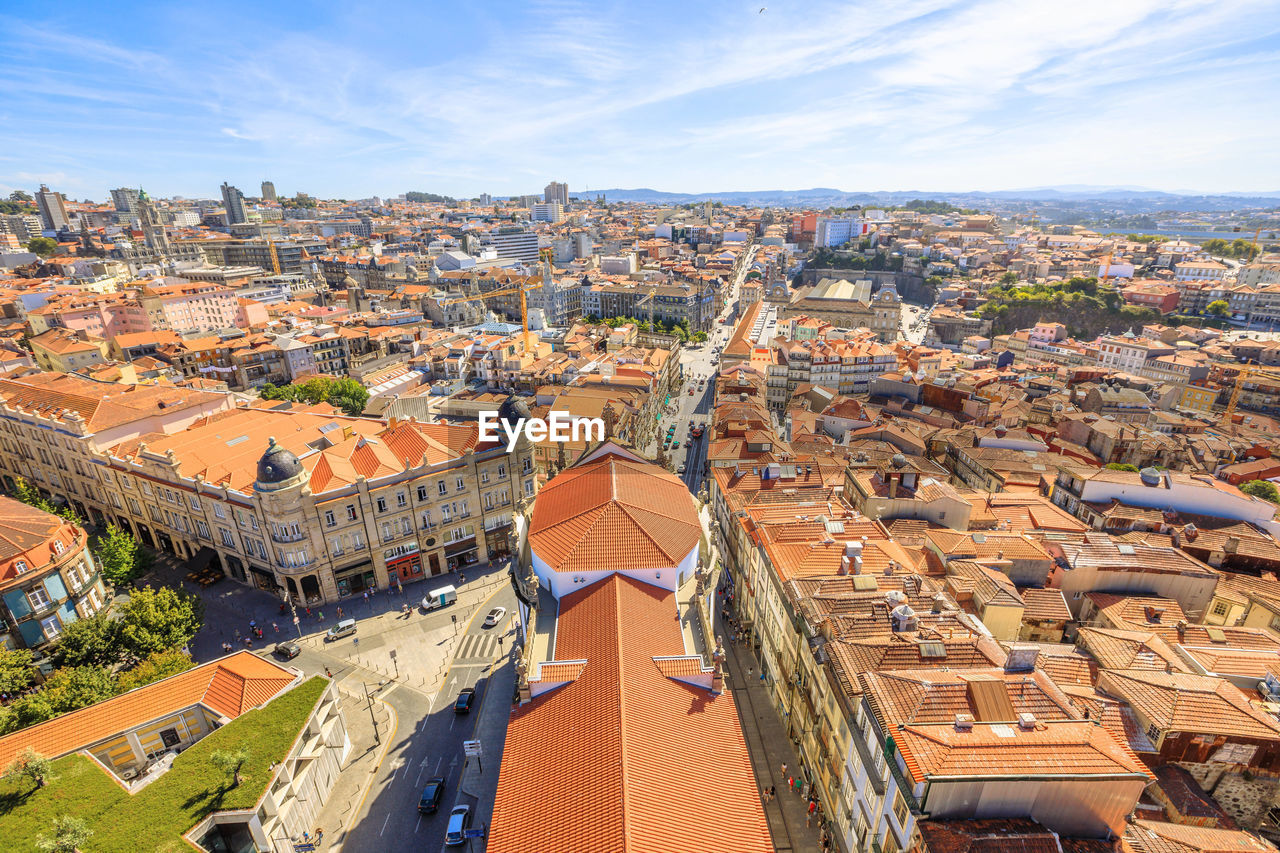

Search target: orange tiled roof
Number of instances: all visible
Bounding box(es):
[0,652,296,769]
[1097,669,1280,741]
[1123,819,1279,853]
[528,453,701,573]
[489,574,771,853]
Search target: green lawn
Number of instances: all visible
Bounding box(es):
[0,676,327,852]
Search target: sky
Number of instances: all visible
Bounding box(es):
[1,0,1279,201]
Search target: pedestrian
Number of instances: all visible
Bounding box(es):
[244,636,252,648]
[337,606,343,619]
[315,829,324,845]
[793,776,802,794]
[272,622,279,633]
[768,785,776,802]
[306,606,312,618]
[317,610,324,621]
[780,762,787,778]
[747,666,753,679]
[806,810,813,828]
[249,619,256,630]
[808,800,817,818]
[325,667,332,677]
[363,592,368,604]
[234,628,241,640]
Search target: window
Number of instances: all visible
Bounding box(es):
[522,458,533,475]
[417,485,429,502]
[481,471,490,484]
[141,482,153,497]
[196,520,210,539]
[14,560,28,574]
[524,479,534,497]
[437,480,447,496]
[53,540,63,554]
[456,477,465,492]
[27,586,50,610]
[220,529,235,548]
[330,536,344,556]
[128,497,142,515]
[397,492,407,508]
[893,791,910,827]
[376,497,387,513]
[498,464,506,479]
[213,503,226,519]
[382,522,394,541]
[352,531,365,549]
[346,504,358,521]
[40,615,61,640]
[189,495,201,511]
[325,510,336,527]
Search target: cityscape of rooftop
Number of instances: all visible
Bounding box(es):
[6,4,1280,853]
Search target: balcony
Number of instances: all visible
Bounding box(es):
[271,531,307,544]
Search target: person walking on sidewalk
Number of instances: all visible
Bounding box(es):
[272,622,279,633]
[768,785,776,803]
[780,762,787,778]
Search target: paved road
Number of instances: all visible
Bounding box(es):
[337,583,517,853]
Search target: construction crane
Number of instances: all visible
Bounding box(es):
[1221,364,1280,427]
[442,279,545,349]
[268,238,282,275]
[1099,252,1113,281]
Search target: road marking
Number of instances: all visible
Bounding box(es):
[380,813,391,836]
[449,713,456,730]
[415,816,421,834]
[435,756,443,774]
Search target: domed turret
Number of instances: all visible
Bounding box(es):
[498,395,531,435]
[256,437,304,490]
[1139,467,1161,486]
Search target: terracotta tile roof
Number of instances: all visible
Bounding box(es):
[1077,627,1193,673]
[0,371,225,432]
[1086,594,1188,632]
[1020,587,1072,622]
[861,669,1078,727]
[0,652,296,769]
[894,717,1152,783]
[1097,669,1280,741]
[1022,643,1098,687]
[489,575,771,853]
[1058,683,1157,753]
[921,818,1112,853]
[529,453,702,573]
[1123,819,1278,853]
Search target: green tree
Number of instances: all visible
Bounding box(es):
[26,237,58,257]
[95,523,143,587]
[1105,463,1139,472]
[116,585,204,660]
[1241,480,1280,504]
[41,666,116,716]
[9,190,32,202]
[1206,299,1231,317]
[999,271,1019,285]
[51,612,121,669]
[5,747,55,789]
[210,746,251,788]
[692,331,708,343]
[115,648,196,694]
[0,647,33,695]
[35,815,92,853]
[329,377,370,416]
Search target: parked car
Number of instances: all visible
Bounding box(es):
[483,606,506,627]
[273,641,301,660]
[454,687,476,714]
[677,463,686,474]
[418,777,446,813]
[325,619,357,641]
[445,804,472,846]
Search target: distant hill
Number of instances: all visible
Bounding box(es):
[581,186,1280,212]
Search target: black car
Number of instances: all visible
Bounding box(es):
[418,776,446,814]
[273,641,301,660]
[454,687,476,714]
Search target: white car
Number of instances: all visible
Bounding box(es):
[483,606,506,627]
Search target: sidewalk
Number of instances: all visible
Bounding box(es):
[458,650,517,853]
[313,686,395,852]
[723,637,823,853]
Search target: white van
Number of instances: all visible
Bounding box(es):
[326,618,357,641]
[421,585,458,611]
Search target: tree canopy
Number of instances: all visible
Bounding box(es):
[26,237,58,257]
[1206,299,1231,317]
[116,586,204,661]
[94,524,145,587]
[259,377,370,416]
[1201,237,1260,260]
[1241,480,1280,504]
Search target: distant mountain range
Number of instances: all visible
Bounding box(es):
[579,186,1280,212]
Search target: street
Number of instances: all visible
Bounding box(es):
[336,583,516,853]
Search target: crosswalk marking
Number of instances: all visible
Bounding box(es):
[454,634,497,661]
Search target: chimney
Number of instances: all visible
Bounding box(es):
[954,713,974,731]
[1176,620,1187,641]
[1145,606,1165,624]
[842,541,863,575]
[1018,712,1037,730]
[1171,529,1181,548]
[885,560,896,577]
[1225,536,1240,555]
[931,594,946,614]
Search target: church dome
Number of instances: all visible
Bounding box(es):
[256,437,304,489]
[498,395,531,434]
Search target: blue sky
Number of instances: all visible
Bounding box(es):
[2,0,1279,201]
